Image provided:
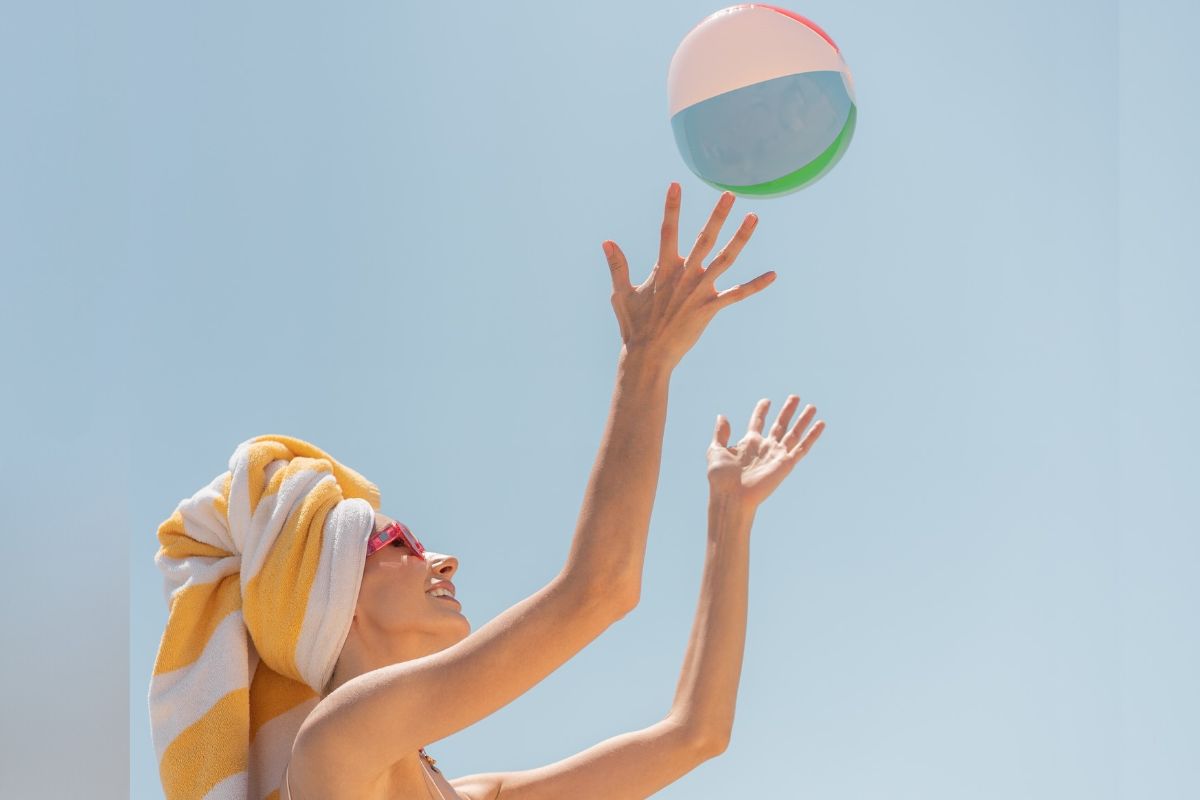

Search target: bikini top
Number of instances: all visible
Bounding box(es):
[284,758,449,800]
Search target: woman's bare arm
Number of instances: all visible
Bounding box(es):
[448,718,711,800]
[669,398,826,748]
[290,186,774,792]
[440,400,826,800]
[561,347,670,602]
[574,182,773,599]
[666,496,755,750]
[291,349,670,789]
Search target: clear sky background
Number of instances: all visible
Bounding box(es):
[1,1,1196,798]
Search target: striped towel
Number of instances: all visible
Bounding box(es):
[149,435,381,800]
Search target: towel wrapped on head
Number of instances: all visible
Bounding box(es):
[150,434,380,800]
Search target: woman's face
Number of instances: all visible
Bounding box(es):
[353,512,471,647]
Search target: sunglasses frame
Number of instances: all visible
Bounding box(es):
[366,520,427,560]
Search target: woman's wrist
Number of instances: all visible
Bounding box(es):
[707,491,757,520]
[618,343,676,381]
[707,493,756,540]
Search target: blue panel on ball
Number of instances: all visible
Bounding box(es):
[671,71,853,188]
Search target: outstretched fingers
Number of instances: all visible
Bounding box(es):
[602,240,633,295]
[714,270,777,309]
[748,398,771,435]
[685,192,735,270]
[711,413,732,448]
[768,395,801,441]
[703,213,758,283]
[659,182,681,266]
[785,410,825,461]
[782,404,818,448]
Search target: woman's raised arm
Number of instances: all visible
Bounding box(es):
[668,396,825,750]
[566,182,774,600]
[433,397,828,800]
[290,185,774,793]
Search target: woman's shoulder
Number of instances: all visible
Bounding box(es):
[282,729,377,799]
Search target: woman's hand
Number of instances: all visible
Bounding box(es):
[603,182,776,371]
[706,395,825,509]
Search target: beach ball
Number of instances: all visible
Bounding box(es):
[668,4,857,197]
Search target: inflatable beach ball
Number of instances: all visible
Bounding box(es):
[668,4,857,197]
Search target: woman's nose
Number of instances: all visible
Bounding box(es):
[427,551,458,578]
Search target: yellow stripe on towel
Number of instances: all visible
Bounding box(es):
[159,688,249,799]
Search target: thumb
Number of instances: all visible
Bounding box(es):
[603,241,633,295]
[712,414,731,448]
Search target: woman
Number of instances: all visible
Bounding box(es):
[287,183,824,799]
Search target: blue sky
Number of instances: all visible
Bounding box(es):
[1,1,1196,798]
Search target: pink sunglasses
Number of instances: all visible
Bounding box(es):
[366,520,427,560]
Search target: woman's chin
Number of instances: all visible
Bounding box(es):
[428,594,463,612]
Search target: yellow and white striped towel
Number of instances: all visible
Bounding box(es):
[150,434,380,800]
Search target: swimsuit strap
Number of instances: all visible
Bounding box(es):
[419,759,449,800]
